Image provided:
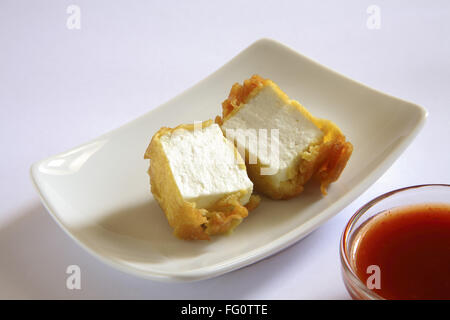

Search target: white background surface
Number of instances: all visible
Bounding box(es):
[0,0,449,299]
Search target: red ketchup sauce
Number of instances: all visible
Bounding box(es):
[352,204,450,299]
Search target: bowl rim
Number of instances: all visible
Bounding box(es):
[340,183,450,300]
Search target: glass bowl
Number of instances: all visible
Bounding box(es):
[340,184,450,300]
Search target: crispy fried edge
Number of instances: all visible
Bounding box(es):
[144,120,260,240]
[216,75,353,199]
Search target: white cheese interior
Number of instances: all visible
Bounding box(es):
[222,85,323,186]
[160,124,253,209]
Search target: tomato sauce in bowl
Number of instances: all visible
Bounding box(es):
[340,185,450,300]
[352,204,450,300]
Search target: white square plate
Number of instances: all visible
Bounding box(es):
[31,38,426,282]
